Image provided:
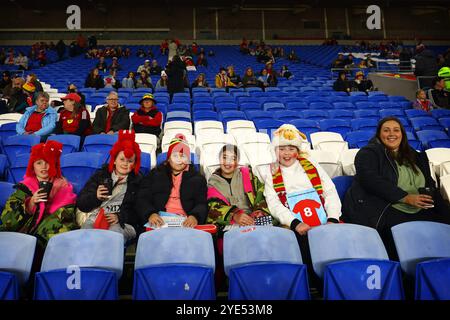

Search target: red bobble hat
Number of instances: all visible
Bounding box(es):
[26,140,63,179]
[108,130,141,175]
[167,134,191,160]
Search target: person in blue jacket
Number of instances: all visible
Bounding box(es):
[16,92,57,141]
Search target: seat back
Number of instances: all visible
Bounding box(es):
[308,224,389,278]
[0,182,15,212]
[391,221,450,276]
[47,134,81,154]
[415,258,450,300]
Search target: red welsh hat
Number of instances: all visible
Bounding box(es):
[108,130,141,175]
[26,140,63,179]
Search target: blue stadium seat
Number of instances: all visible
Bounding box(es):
[350,95,368,103]
[273,110,302,122]
[216,103,238,112]
[6,154,29,184]
[0,232,36,300]
[332,176,353,203]
[166,111,191,122]
[332,102,355,110]
[82,134,117,157]
[47,134,80,155]
[309,102,333,110]
[193,96,213,104]
[133,228,216,300]
[263,102,285,111]
[431,109,450,119]
[140,152,151,175]
[220,110,247,123]
[368,95,389,102]
[0,154,7,180]
[379,109,404,118]
[301,110,328,121]
[35,230,124,300]
[168,103,190,112]
[192,103,214,111]
[319,119,351,136]
[345,130,375,148]
[239,102,261,111]
[428,140,450,148]
[415,258,450,300]
[308,224,404,300]
[378,102,403,109]
[410,117,443,131]
[2,135,40,165]
[245,110,272,121]
[391,221,450,277]
[438,117,450,132]
[405,109,431,119]
[60,152,106,194]
[416,130,449,149]
[193,111,219,122]
[156,152,199,171]
[0,123,17,142]
[289,119,320,140]
[354,109,380,119]
[254,119,285,136]
[0,181,14,213]
[351,118,378,131]
[285,102,309,110]
[224,226,309,300]
[354,102,379,110]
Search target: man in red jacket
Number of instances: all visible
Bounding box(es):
[131,93,162,137]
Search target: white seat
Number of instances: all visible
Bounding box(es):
[441,161,450,177]
[0,120,16,126]
[236,132,271,146]
[440,174,450,201]
[194,120,224,137]
[135,133,158,168]
[241,142,276,167]
[161,133,196,153]
[49,93,66,99]
[45,88,58,94]
[310,131,344,148]
[226,120,255,133]
[0,113,22,122]
[308,150,342,178]
[339,148,360,176]
[163,120,193,135]
[425,148,450,177]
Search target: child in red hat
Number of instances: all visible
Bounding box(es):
[76,130,142,240]
[0,140,78,248]
[136,134,208,229]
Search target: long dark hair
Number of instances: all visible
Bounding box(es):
[376,117,418,173]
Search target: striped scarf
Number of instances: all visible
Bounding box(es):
[272,157,325,208]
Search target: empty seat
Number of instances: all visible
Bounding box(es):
[425,148,450,177]
[319,119,351,137]
[166,111,191,122]
[328,109,354,119]
[308,224,404,300]
[339,148,360,176]
[410,117,443,132]
[416,130,449,149]
[82,134,118,157]
[6,154,29,184]
[351,118,378,131]
[415,258,450,300]
[133,228,216,300]
[332,176,354,203]
[2,135,40,165]
[0,232,36,300]
[345,130,375,148]
[263,102,285,111]
[35,229,124,300]
[47,134,80,154]
[224,226,309,300]
[308,150,342,177]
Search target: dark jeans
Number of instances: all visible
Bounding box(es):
[377,206,450,261]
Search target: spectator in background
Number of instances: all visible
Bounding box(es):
[280,65,293,80]
[191,73,210,91]
[14,52,29,70]
[240,38,249,54]
[56,40,66,60]
[26,73,43,93]
[332,54,345,68]
[352,71,374,93]
[0,48,6,65]
[414,44,438,77]
[51,83,86,110]
[16,92,56,139]
[227,66,242,87]
[19,82,38,111]
[76,33,87,51]
[168,40,178,62]
[88,34,97,49]
[131,93,162,136]
[149,60,163,76]
[257,68,277,90]
[92,91,130,135]
[196,53,208,68]
[160,39,169,55]
[85,68,104,89]
[166,55,186,96]
[122,72,137,89]
[191,42,199,56]
[215,67,236,90]
[398,47,412,72]
[37,49,47,67]
[343,54,356,69]
[96,56,107,72]
[0,71,12,94]
[333,71,353,93]
[136,70,153,90]
[137,60,151,74]
[429,77,450,109]
[147,48,154,59]
[413,89,435,113]
[109,57,121,72]
[2,77,26,113]
[136,48,146,58]
[288,50,299,63]
[155,71,168,90]
[55,92,92,137]
[242,67,259,88]
[136,134,208,229]
[104,69,120,89]
[76,130,142,240]
[343,117,450,260]
[0,140,77,249]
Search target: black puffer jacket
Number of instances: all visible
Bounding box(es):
[76,166,142,230]
[136,163,208,225]
[342,138,448,228]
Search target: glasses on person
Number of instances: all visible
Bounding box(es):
[107,98,119,101]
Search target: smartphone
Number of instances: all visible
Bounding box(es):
[101,177,113,196]
[418,187,434,209]
[38,181,53,202]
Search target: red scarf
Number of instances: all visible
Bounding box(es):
[272,157,325,208]
[104,108,116,133]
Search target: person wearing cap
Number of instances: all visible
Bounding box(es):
[16,92,57,140]
[131,93,162,136]
[76,130,142,240]
[352,71,374,93]
[0,140,78,248]
[136,134,208,229]
[149,60,163,76]
[155,71,168,89]
[55,92,93,137]
[137,59,151,74]
[259,124,341,281]
[92,91,130,135]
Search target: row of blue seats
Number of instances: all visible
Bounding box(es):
[1,221,449,300]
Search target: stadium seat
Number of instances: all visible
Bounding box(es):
[0,181,15,213]
[133,228,216,300]
[328,109,354,120]
[332,102,355,110]
[0,154,7,180]
[219,111,247,126]
[410,117,443,132]
[351,118,378,131]
[353,109,380,120]
[47,134,80,154]
[285,102,309,110]
[345,130,375,148]
[415,258,450,300]
[2,135,40,165]
[194,121,224,137]
[319,119,351,137]
[263,102,285,111]
[192,103,214,111]
[428,140,450,148]
[224,226,309,300]
[308,224,404,300]
[60,152,106,194]
[416,130,449,149]
[439,117,450,132]
[6,154,29,184]
[354,102,379,110]
[425,148,450,177]
[332,176,353,203]
[308,150,342,177]
[405,109,431,119]
[0,232,36,300]
[301,110,328,121]
[254,119,285,135]
[431,109,450,119]
[35,230,124,300]
[239,102,261,111]
[166,111,191,122]
[339,148,360,175]
[379,109,404,118]
[163,120,193,136]
[82,134,118,158]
